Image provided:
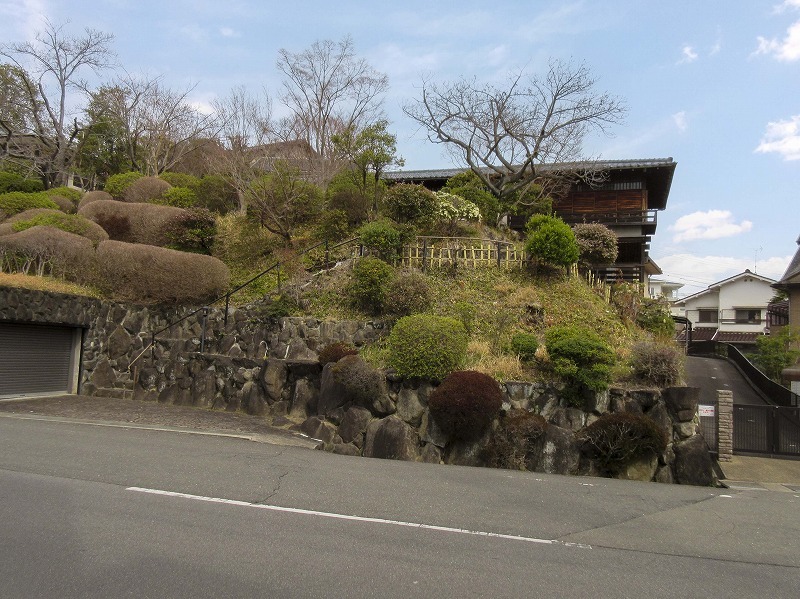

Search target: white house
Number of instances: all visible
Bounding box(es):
[672,270,776,345]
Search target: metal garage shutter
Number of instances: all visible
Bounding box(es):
[0,323,77,397]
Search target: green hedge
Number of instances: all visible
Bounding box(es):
[387,314,468,380]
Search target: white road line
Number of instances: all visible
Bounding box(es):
[126,486,590,549]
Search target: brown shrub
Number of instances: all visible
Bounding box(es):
[78,190,113,210]
[485,410,548,471]
[428,370,503,441]
[577,412,668,474]
[318,342,358,365]
[0,226,96,284]
[122,176,171,203]
[95,240,230,304]
[79,199,186,246]
[0,208,109,245]
[48,194,76,214]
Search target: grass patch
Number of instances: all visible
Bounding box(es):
[0,272,101,298]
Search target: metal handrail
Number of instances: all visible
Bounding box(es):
[143,236,361,358]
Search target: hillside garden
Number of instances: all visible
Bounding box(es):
[0,165,683,396]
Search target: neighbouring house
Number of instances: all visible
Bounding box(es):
[648,278,684,301]
[771,235,800,391]
[672,270,777,347]
[384,158,677,284]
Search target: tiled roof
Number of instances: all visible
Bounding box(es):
[714,331,763,344]
[383,158,676,181]
[692,327,718,341]
[777,238,800,285]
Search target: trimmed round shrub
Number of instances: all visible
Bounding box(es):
[195,175,238,214]
[384,269,432,318]
[95,240,230,304]
[573,222,618,266]
[79,199,186,246]
[387,314,468,381]
[159,172,200,190]
[1,209,108,245]
[161,207,217,254]
[0,172,44,193]
[329,354,386,406]
[577,412,668,474]
[45,186,82,204]
[160,186,198,208]
[384,183,438,224]
[631,341,684,387]
[428,370,504,441]
[47,195,76,214]
[448,186,499,225]
[78,190,113,210]
[0,226,96,284]
[123,176,172,203]
[103,172,143,199]
[0,191,59,220]
[545,325,615,404]
[328,189,369,226]
[358,219,404,262]
[510,333,539,363]
[485,409,548,470]
[348,256,394,314]
[318,342,358,365]
[525,215,580,268]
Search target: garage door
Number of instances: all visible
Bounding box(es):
[0,323,80,398]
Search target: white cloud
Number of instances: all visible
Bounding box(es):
[755,2,800,61]
[755,115,800,160]
[179,24,208,43]
[672,111,688,132]
[653,253,791,296]
[670,210,753,243]
[0,0,48,41]
[677,45,698,64]
[219,27,241,38]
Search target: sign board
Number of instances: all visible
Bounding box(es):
[698,405,715,417]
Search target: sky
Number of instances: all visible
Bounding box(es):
[1,0,799,296]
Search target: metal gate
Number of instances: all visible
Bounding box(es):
[733,405,800,457]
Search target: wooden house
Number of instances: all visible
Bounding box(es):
[384,158,676,282]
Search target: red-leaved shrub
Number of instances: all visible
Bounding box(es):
[428,370,504,441]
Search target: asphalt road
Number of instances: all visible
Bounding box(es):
[1,415,798,598]
[685,355,769,405]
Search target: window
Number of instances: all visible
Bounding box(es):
[735,309,761,324]
[698,309,718,323]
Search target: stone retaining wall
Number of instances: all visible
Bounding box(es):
[0,287,715,485]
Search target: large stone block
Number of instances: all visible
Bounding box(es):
[261,358,288,404]
[664,387,700,422]
[337,406,373,446]
[673,434,714,486]
[364,416,420,461]
[532,425,579,475]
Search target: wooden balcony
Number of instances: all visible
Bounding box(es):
[507,210,657,233]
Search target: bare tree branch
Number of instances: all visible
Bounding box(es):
[403,60,626,204]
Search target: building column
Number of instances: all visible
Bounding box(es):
[717,390,733,462]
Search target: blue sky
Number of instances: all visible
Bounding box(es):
[2,0,800,295]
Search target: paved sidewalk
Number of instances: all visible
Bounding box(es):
[718,455,800,492]
[0,394,318,449]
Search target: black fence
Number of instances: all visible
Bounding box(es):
[689,341,799,408]
[733,404,800,456]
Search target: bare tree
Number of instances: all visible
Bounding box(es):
[403,60,626,204]
[211,86,274,212]
[276,36,388,183]
[0,20,115,187]
[92,73,219,176]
